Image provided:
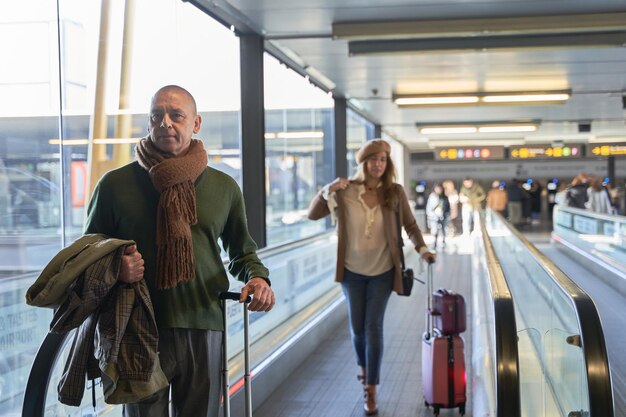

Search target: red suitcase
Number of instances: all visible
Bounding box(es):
[422,264,467,416]
[432,288,466,335]
[422,332,466,415]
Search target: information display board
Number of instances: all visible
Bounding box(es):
[435,146,505,161]
[587,143,626,157]
[509,144,581,159]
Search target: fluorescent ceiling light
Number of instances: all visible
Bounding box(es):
[395,91,570,106]
[420,127,477,134]
[482,93,570,103]
[395,96,479,105]
[588,136,626,143]
[478,125,537,133]
[266,131,324,139]
[49,138,140,145]
[417,120,539,134]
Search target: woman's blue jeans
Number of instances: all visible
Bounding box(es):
[341,268,393,385]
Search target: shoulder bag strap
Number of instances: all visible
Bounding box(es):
[395,206,406,271]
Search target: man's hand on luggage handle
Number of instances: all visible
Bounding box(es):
[241,277,275,312]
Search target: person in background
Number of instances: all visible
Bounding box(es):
[586,176,612,214]
[506,179,526,226]
[486,180,508,216]
[426,183,451,249]
[554,183,568,206]
[528,181,543,223]
[458,177,485,236]
[607,182,625,214]
[442,179,459,235]
[85,85,275,417]
[565,172,589,209]
[307,139,436,416]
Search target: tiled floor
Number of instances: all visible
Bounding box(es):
[255,237,474,417]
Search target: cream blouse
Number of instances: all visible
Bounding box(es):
[329,184,393,276]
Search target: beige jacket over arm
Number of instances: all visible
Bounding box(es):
[308,183,426,295]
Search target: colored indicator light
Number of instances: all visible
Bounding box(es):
[563,147,571,156]
[481,148,491,158]
[571,147,579,156]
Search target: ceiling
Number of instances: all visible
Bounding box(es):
[191,0,626,151]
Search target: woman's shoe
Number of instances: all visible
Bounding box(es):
[363,385,378,415]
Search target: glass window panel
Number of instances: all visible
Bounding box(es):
[264,54,334,246]
[347,108,373,175]
[1,0,243,412]
[0,2,62,415]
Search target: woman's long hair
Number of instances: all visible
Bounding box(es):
[350,153,398,208]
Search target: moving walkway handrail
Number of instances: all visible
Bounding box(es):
[22,331,68,417]
[479,213,521,417]
[492,210,614,417]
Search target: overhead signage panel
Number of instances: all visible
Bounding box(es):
[587,143,626,157]
[509,144,581,159]
[435,146,505,161]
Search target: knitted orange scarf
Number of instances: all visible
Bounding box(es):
[136,137,208,289]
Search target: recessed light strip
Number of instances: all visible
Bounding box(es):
[420,127,478,134]
[478,125,537,133]
[395,91,570,106]
[395,96,479,105]
[418,123,538,134]
[482,93,570,103]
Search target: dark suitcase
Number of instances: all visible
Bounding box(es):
[220,291,252,417]
[432,288,466,335]
[422,264,467,416]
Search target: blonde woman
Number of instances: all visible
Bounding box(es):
[308,139,435,415]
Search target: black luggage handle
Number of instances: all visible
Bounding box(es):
[219,291,252,303]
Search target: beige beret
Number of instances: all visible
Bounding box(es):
[356,139,391,163]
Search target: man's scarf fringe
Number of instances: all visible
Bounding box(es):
[136,137,208,289]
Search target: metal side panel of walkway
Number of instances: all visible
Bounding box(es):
[532,238,626,416]
[254,236,474,417]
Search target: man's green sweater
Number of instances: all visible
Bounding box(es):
[85,161,269,330]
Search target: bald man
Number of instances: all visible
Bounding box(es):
[85,85,274,417]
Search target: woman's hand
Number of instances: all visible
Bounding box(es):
[421,251,436,264]
[329,177,350,193]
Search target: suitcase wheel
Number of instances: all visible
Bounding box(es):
[424,400,429,407]
[433,405,440,415]
[459,402,466,415]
